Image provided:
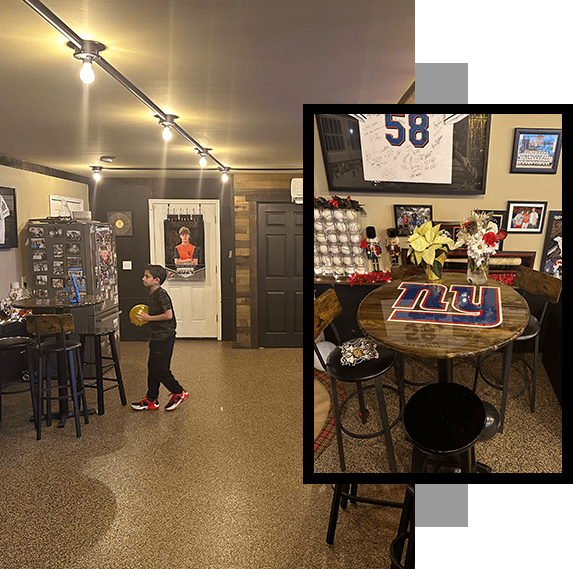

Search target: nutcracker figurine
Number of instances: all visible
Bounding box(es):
[386,228,400,266]
[360,226,382,272]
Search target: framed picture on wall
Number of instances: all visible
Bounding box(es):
[316,113,491,196]
[540,210,562,279]
[510,128,562,174]
[505,201,547,234]
[107,211,133,236]
[394,204,433,236]
[0,186,18,249]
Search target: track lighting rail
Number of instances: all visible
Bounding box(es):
[23,0,82,49]
[22,0,242,178]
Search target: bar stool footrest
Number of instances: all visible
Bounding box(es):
[339,383,403,439]
[477,351,534,393]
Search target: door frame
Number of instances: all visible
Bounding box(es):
[256,201,303,348]
[148,198,222,339]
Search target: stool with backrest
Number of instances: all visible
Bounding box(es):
[79,329,126,415]
[326,484,405,545]
[0,336,38,431]
[404,382,487,473]
[314,288,405,473]
[26,314,89,439]
[472,265,562,432]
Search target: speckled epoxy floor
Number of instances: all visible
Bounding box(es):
[1,341,308,567]
[314,352,562,473]
[1,342,403,569]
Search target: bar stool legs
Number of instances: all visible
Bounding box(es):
[390,484,415,569]
[0,337,38,433]
[80,331,127,415]
[374,375,398,472]
[36,344,89,440]
[326,484,347,544]
[330,372,401,473]
[66,346,89,438]
[326,484,405,546]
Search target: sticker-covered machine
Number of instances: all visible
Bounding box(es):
[26,218,120,336]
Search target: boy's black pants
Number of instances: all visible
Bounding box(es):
[146,336,184,400]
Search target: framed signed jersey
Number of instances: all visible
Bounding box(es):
[316,113,490,196]
[359,114,454,184]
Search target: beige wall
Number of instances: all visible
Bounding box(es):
[314,114,561,270]
[0,165,88,295]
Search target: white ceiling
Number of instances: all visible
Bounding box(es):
[0,0,414,179]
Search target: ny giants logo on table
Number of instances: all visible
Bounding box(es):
[387,282,503,328]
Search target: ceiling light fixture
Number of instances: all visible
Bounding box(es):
[71,40,106,84]
[90,166,103,181]
[220,168,229,182]
[156,114,178,141]
[196,148,211,168]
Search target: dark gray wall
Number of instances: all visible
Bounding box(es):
[89,176,235,341]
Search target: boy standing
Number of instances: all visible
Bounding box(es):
[131,264,189,411]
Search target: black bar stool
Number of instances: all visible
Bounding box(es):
[0,336,37,429]
[315,288,405,473]
[390,484,415,569]
[473,265,562,433]
[79,330,126,415]
[26,314,89,439]
[404,382,488,473]
[326,484,404,544]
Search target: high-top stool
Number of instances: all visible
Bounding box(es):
[404,382,487,473]
[390,484,415,569]
[435,400,498,473]
[0,336,38,429]
[26,314,89,440]
[326,484,404,544]
[473,265,562,433]
[79,330,126,415]
[315,288,405,473]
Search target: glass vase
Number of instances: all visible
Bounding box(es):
[467,255,490,284]
[425,263,442,283]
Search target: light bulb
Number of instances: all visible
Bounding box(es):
[80,61,95,84]
[93,171,101,181]
[199,155,207,167]
[162,125,172,141]
[221,172,228,182]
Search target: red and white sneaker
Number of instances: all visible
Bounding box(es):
[165,390,189,411]
[130,397,159,411]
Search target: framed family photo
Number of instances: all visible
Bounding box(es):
[506,201,547,234]
[510,128,562,174]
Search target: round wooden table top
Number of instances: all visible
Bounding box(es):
[357,272,530,360]
[12,295,104,310]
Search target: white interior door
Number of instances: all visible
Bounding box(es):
[149,199,221,339]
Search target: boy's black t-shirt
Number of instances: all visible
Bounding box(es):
[148,286,176,340]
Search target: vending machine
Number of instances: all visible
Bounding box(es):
[26,218,120,336]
